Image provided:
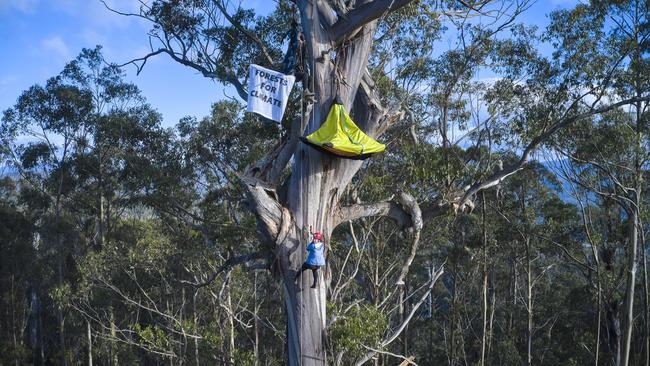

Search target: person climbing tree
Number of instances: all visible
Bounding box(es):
[294,229,325,289]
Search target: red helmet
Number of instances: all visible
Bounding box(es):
[313,231,322,240]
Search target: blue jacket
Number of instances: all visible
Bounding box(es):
[306,241,325,266]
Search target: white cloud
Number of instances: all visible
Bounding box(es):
[41,36,71,60]
[0,0,39,13]
[81,28,107,46]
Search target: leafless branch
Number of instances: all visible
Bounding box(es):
[353,265,445,366]
[360,345,418,365]
[212,0,275,66]
[180,252,268,287]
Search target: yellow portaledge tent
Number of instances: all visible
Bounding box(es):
[300,103,385,160]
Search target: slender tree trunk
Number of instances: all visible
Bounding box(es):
[110,307,118,366]
[254,273,260,366]
[458,318,469,366]
[11,274,19,366]
[57,261,67,366]
[621,86,643,365]
[487,284,495,362]
[520,183,533,366]
[526,236,533,366]
[33,289,45,365]
[643,228,649,366]
[509,246,517,333]
[87,321,93,366]
[227,283,235,364]
[193,290,200,366]
[585,204,602,366]
[98,148,105,249]
[38,292,44,365]
[480,192,488,366]
[595,265,602,366]
[620,191,640,366]
[450,269,457,366]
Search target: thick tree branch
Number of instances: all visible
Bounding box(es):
[245,115,303,186]
[224,74,249,101]
[331,0,418,43]
[240,175,284,241]
[458,95,650,208]
[334,191,421,230]
[119,48,248,100]
[335,192,467,231]
[316,0,338,26]
[394,192,422,285]
[335,200,412,229]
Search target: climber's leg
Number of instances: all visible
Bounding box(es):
[310,267,318,288]
[294,263,309,282]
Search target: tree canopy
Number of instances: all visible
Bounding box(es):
[1,0,649,365]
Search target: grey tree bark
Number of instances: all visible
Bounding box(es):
[243,1,417,365]
[87,321,93,366]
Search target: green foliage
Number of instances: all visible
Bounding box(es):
[329,304,388,361]
[131,323,172,352]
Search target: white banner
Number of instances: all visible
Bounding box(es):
[246,64,295,122]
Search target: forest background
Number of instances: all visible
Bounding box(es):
[1,0,649,366]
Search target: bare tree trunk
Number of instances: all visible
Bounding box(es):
[399,285,408,357]
[97,147,105,249]
[526,236,532,366]
[643,228,649,366]
[193,290,200,366]
[57,261,67,366]
[29,288,45,365]
[595,266,602,366]
[450,269,457,366]
[520,183,533,366]
[87,321,93,366]
[487,285,496,362]
[283,5,384,365]
[110,307,118,366]
[509,246,517,333]
[243,2,418,364]
[620,191,640,366]
[11,274,19,366]
[254,273,260,366]
[621,89,643,365]
[227,283,235,364]
[480,192,488,366]
[38,291,45,365]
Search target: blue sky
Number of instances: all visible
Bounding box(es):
[0,0,578,128]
